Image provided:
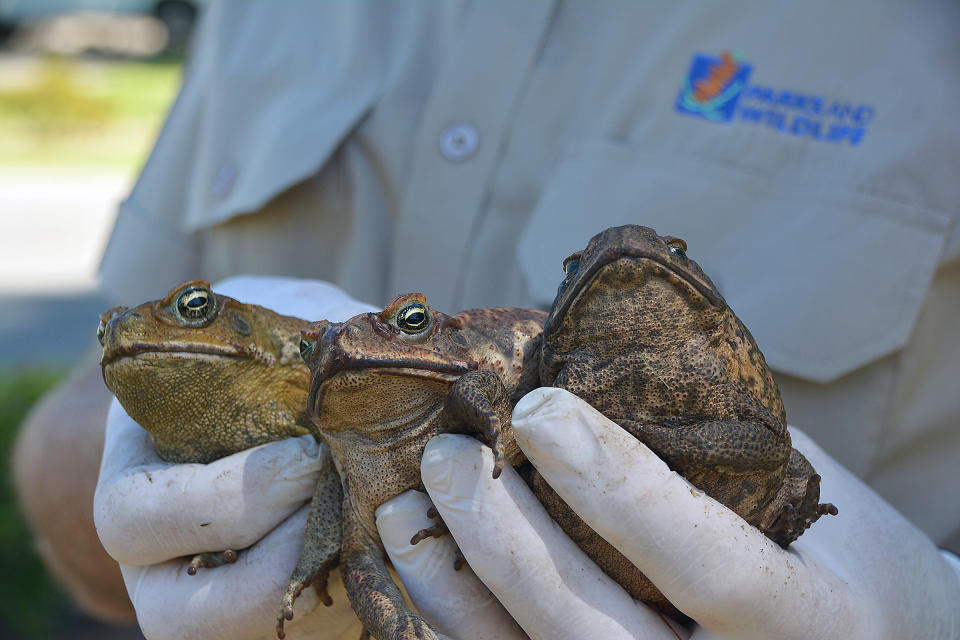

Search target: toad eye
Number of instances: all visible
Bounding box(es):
[665,237,688,258]
[96,319,106,345]
[396,302,429,334]
[563,257,580,278]
[174,286,217,325]
[299,336,316,364]
[557,252,583,295]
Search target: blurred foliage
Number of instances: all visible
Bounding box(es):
[0,368,68,638]
[0,58,115,129]
[0,55,180,167]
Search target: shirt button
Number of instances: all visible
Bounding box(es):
[439,122,480,162]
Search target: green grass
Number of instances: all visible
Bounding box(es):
[0,56,181,168]
[0,368,69,638]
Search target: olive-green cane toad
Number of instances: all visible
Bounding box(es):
[99,280,343,637]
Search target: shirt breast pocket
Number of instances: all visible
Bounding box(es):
[517,142,950,383]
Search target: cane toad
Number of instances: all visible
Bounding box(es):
[99,280,344,634]
[100,280,315,462]
[539,225,836,542]
[449,224,837,614]
[299,296,545,640]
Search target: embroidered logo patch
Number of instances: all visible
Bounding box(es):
[675,51,876,146]
[676,52,752,122]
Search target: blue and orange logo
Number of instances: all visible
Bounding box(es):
[675,51,875,146]
[676,52,751,122]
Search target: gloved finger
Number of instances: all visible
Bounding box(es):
[511,388,864,638]
[781,428,960,638]
[420,435,686,640]
[376,490,526,640]
[95,399,325,565]
[212,276,376,321]
[122,504,362,640]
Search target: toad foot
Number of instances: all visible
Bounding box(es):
[186,549,238,575]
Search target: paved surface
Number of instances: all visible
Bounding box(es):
[0,167,129,368]
[0,167,129,295]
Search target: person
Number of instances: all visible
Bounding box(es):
[14,1,960,638]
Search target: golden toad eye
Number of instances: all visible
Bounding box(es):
[299,336,316,364]
[175,286,217,325]
[665,237,688,258]
[396,302,429,334]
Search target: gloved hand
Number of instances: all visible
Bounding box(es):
[93,276,375,640]
[378,388,960,640]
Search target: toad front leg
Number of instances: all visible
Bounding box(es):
[187,548,238,574]
[341,497,451,640]
[276,454,343,639]
[444,369,525,478]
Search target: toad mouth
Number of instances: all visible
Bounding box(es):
[545,248,724,338]
[309,355,475,410]
[315,356,473,385]
[101,342,248,366]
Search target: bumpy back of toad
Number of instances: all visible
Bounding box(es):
[99,280,319,463]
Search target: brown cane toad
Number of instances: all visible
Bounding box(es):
[540,225,836,543]
[449,224,837,614]
[99,280,344,635]
[299,294,545,640]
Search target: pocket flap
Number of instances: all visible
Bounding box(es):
[180,79,378,232]
[517,143,950,383]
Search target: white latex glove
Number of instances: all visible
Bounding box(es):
[93,276,376,640]
[379,387,960,640]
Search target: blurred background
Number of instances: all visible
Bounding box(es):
[0,1,202,637]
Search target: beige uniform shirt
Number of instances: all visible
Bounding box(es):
[100,1,960,550]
